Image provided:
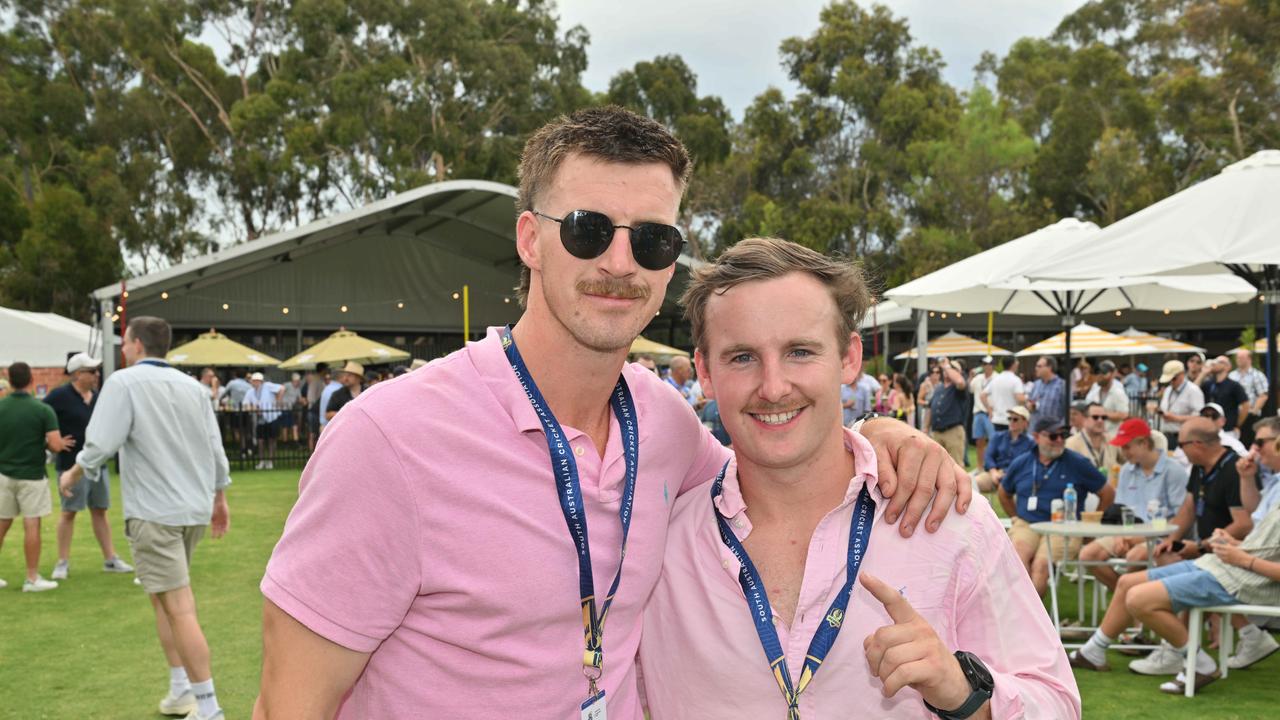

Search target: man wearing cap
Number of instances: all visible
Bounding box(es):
[1123,362,1150,398]
[45,353,134,579]
[1067,402,1123,484]
[1084,360,1130,437]
[1080,418,1187,592]
[973,405,1033,493]
[1200,355,1250,438]
[0,361,75,592]
[999,417,1115,596]
[1159,359,1204,449]
[248,372,287,470]
[323,362,363,421]
[1185,352,1208,385]
[1199,403,1248,456]
[1230,349,1269,447]
[970,357,996,468]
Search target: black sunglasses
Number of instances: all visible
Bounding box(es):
[1044,431,1067,442]
[532,209,684,271]
[1089,414,1107,421]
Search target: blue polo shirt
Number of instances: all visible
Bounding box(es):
[1001,447,1107,522]
[983,430,1034,471]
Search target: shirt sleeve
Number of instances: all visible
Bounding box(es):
[204,398,231,490]
[677,407,733,496]
[261,406,423,652]
[1165,465,1189,514]
[1000,457,1022,494]
[41,402,59,433]
[76,375,131,474]
[1076,455,1108,494]
[983,436,999,470]
[955,505,1082,718]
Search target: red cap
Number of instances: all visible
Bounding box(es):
[1110,417,1152,447]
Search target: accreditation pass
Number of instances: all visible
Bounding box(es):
[581,691,606,720]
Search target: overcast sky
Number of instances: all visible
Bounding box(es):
[556,0,1089,117]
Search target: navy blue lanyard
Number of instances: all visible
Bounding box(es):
[711,461,875,719]
[136,359,170,368]
[500,327,638,696]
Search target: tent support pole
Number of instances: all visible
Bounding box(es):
[916,309,928,430]
[1267,287,1278,418]
[99,297,116,378]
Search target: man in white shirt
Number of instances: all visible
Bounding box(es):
[248,372,286,470]
[969,356,996,467]
[1084,359,1130,437]
[59,316,231,720]
[1159,359,1204,449]
[1230,349,1270,446]
[981,358,1022,432]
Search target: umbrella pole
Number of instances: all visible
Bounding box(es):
[1267,295,1278,417]
[1063,315,1073,422]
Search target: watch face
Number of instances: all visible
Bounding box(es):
[958,652,994,691]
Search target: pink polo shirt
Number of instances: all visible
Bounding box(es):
[262,327,729,718]
[639,428,1080,719]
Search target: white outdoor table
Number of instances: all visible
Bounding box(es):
[1030,521,1179,648]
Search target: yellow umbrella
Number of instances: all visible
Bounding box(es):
[629,335,689,358]
[894,331,1012,360]
[1117,327,1205,354]
[1233,336,1275,354]
[1015,323,1160,357]
[278,328,411,370]
[166,330,281,367]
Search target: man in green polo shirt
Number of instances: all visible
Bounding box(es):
[0,361,75,591]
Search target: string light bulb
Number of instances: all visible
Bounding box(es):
[222,303,229,310]
[1115,310,1122,316]
[282,307,290,315]
[1163,309,1171,315]
[116,305,123,313]
[396,301,405,309]
[940,312,948,319]
[929,311,936,317]
[160,291,169,300]
[503,297,511,304]
[452,292,460,300]
[340,305,349,313]
[122,291,129,299]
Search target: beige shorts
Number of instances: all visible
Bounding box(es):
[125,519,205,594]
[0,473,52,519]
[1008,517,1082,564]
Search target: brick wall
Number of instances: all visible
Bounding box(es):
[0,366,69,399]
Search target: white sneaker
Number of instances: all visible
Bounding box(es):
[52,560,69,580]
[103,557,135,573]
[159,690,197,715]
[1228,629,1280,669]
[255,460,265,470]
[22,575,58,592]
[1129,641,1184,676]
[265,460,274,470]
[0,577,7,589]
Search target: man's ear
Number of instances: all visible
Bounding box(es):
[841,332,863,385]
[694,348,715,400]
[515,211,543,274]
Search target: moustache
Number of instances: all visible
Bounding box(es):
[577,278,649,300]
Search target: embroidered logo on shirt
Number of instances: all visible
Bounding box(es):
[825,608,844,628]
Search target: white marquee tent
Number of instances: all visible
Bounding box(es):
[1,306,115,368]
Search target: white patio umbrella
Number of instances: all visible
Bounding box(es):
[1016,324,1161,357]
[1117,327,1206,354]
[894,330,1013,360]
[1016,149,1280,412]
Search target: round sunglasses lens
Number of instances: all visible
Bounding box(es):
[561,210,614,259]
[631,224,684,270]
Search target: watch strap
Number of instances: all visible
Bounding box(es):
[923,652,994,719]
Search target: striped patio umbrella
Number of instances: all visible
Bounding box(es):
[166,330,281,367]
[1234,337,1276,354]
[894,330,1012,360]
[1016,323,1161,357]
[1117,327,1206,354]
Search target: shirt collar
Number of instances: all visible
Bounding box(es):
[713,426,882,519]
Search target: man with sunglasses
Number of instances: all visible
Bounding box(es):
[1084,359,1130,437]
[999,418,1115,596]
[1153,418,1252,566]
[1066,401,1122,480]
[254,106,972,719]
[973,406,1033,493]
[1200,356,1250,438]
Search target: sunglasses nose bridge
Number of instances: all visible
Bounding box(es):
[595,222,641,274]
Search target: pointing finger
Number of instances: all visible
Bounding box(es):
[860,573,918,624]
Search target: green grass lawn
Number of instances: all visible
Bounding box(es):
[1,470,1276,718]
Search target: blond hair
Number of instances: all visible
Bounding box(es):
[680,237,873,354]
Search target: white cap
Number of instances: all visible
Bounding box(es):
[249,371,266,381]
[66,352,102,373]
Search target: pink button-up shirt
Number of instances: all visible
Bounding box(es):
[262,327,729,718]
[640,428,1080,719]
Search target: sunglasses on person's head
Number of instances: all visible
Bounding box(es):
[532,209,684,271]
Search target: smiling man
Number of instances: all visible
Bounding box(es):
[254,107,973,719]
[639,238,1078,719]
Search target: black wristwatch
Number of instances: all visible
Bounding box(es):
[923,651,994,719]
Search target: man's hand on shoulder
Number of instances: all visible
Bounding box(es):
[860,418,970,537]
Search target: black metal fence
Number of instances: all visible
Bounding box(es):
[216,406,316,472]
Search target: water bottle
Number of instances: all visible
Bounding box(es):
[1063,484,1078,523]
[1146,499,1161,524]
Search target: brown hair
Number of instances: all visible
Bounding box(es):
[514,106,692,305]
[127,316,172,358]
[7,361,32,389]
[680,237,873,354]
